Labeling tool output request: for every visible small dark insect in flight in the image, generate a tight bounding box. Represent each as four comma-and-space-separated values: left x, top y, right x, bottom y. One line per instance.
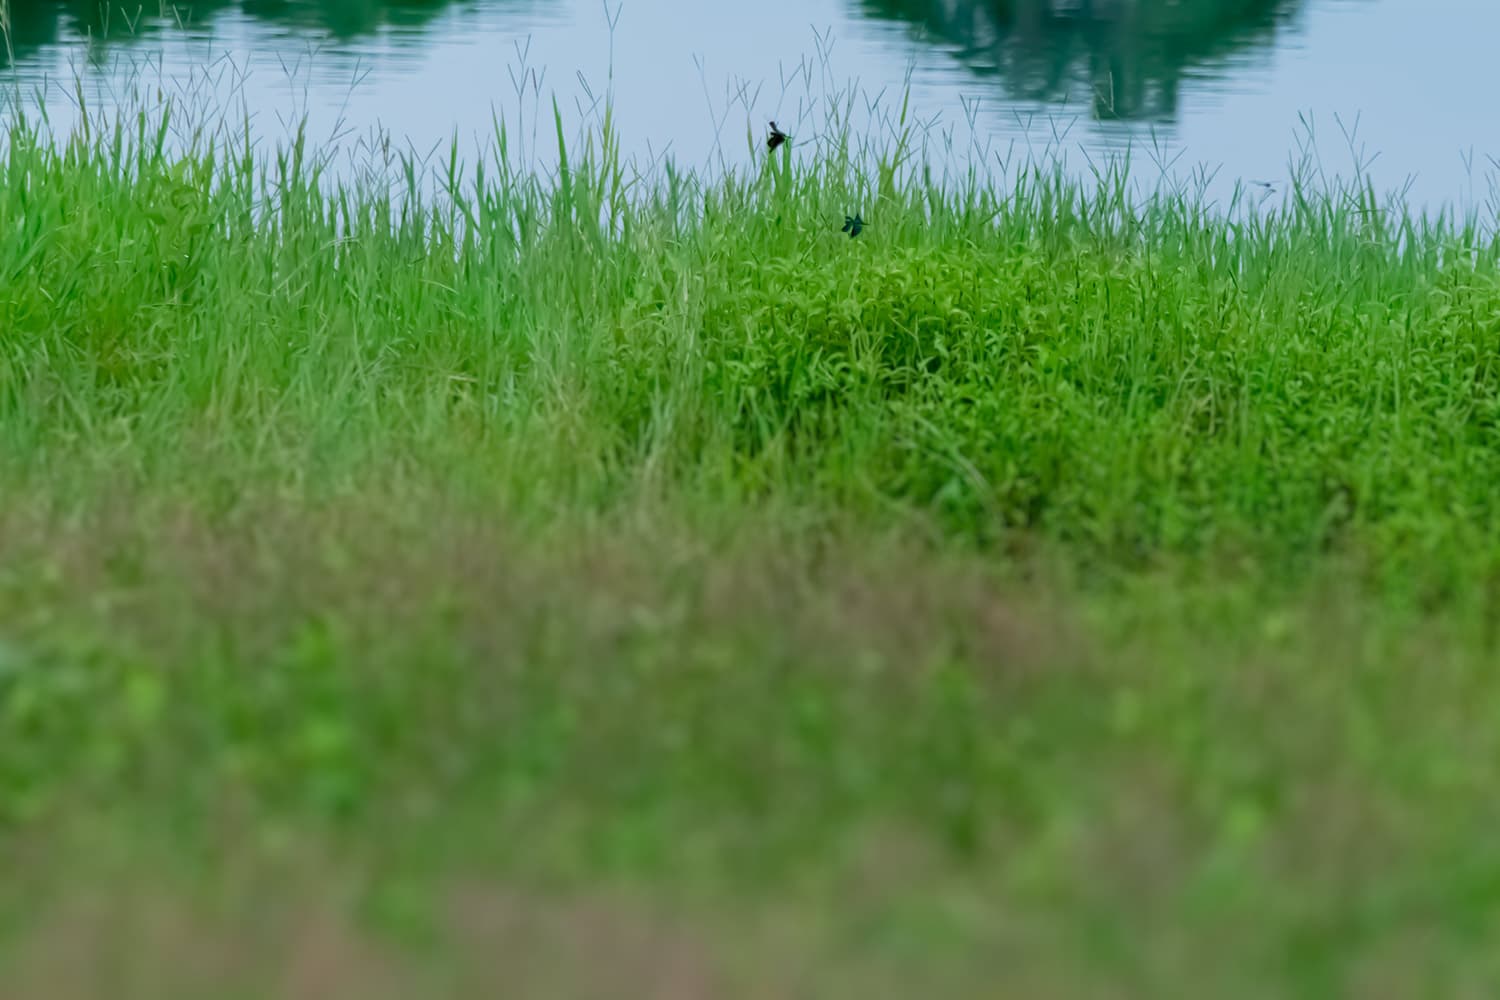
842, 214, 864, 238
767, 121, 790, 151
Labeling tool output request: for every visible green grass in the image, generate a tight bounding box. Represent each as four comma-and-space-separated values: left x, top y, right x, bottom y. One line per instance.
4, 93, 1500, 997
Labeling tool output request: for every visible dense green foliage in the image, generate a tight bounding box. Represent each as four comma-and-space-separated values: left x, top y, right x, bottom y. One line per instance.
7, 107, 1500, 588
3, 102, 1500, 996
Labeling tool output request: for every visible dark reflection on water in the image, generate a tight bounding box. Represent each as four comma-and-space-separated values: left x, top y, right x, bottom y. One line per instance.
6, 0, 1303, 103
1, 0, 543, 66
861, 0, 1302, 120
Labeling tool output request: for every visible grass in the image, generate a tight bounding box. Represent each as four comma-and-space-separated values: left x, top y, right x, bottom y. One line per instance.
3, 88, 1500, 997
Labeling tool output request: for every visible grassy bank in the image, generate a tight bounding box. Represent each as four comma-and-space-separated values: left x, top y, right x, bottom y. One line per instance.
4, 100, 1500, 996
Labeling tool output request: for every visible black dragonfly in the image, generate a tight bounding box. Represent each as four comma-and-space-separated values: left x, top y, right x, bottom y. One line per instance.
767, 121, 790, 151
842, 214, 864, 238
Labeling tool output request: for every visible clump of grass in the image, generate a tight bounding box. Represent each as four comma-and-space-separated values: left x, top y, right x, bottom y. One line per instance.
5, 92, 1500, 591
4, 89, 1500, 996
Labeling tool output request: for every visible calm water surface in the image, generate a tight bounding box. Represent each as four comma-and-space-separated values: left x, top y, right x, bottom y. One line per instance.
2, 0, 1497, 207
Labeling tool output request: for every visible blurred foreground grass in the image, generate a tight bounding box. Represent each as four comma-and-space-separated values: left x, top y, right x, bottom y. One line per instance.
2, 96, 1500, 996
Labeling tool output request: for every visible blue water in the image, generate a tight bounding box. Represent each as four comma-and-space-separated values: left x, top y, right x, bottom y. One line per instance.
2, 0, 1496, 209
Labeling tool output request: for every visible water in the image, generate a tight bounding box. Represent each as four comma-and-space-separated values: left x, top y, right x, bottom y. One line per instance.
3, 0, 1498, 208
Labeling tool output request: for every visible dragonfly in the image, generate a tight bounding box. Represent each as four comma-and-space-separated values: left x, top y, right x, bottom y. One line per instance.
842, 214, 864, 238
767, 121, 790, 151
